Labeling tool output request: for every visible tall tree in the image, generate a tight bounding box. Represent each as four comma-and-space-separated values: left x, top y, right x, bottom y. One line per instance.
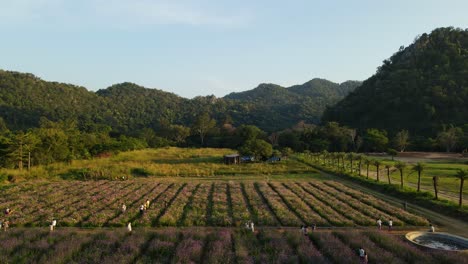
395, 162, 407, 188
437, 126, 462, 152
192, 113, 216, 146
393, 130, 409, 152
364, 157, 371, 179
355, 154, 363, 175
432, 176, 439, 200
239, 139, 273, 160
456, 169, 467, 207
374, 160, 382, 182
385, 164, 392, 184
412, 162, 425, 192
363, 129, 389, 152
170, 125, 190, 144
347, 153, 355, 174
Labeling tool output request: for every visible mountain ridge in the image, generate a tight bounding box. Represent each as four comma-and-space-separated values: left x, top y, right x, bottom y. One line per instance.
0, 69, 360, 132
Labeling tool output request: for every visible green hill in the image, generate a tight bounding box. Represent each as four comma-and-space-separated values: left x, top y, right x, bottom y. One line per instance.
0, 70, 359, 133
224, 79, 361, 130
322, 27, 468, 136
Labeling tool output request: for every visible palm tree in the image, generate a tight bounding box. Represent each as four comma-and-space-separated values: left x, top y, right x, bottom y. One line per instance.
374, 160, 382, 182
338, 152, 346, 171
346, 153, 354, 173
412, 163, 425, 192
364, 158, 371, 179
432, 176, 439, 200
395, 161, 407, 189
385, 164, 392, 184
456, 169, 467, 207
355, 154, 363, 175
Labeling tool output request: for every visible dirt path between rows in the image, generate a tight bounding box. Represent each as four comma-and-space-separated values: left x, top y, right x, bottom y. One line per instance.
317, 170, 468, 238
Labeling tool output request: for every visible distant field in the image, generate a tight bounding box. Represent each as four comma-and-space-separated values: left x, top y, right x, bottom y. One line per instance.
0, 148, 317, 181
301, 152, 468, 204
1, 179, 428, 228
365, 153, 468, 203
1, 228, 466, 264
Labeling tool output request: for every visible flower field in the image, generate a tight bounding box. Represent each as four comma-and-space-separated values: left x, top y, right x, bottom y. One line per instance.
1, 179, 429, 228
0, 228, 466, 264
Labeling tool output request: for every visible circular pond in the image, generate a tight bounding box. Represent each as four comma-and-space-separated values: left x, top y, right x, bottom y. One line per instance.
406, 232, 468, 251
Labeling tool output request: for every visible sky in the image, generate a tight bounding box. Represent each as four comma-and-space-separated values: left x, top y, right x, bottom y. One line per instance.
0, 0, 467, 98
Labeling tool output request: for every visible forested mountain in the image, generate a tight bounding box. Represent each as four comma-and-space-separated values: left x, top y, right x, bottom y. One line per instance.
0, 70, 105, 131
223, 79, 361, 131
0, 71, 359, 133
323, 27, 468, 137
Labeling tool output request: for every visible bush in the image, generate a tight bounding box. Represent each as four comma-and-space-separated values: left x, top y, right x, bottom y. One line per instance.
130, 167, 152, 177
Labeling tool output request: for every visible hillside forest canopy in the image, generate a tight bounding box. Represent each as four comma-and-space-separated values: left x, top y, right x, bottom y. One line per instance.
0, 27, 468, 169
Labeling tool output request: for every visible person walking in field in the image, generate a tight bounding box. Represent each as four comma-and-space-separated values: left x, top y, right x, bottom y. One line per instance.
50, 219, 57, 231
122, 203, 127, 213
377, 219, 382, 230
3, 220, 9, 231
303, 225, 308, 236
4, 208, 11, 215
429, 224, 435, 232
388, 219, 393, 231
358, 247, 365, 263
127, 222, 132, 232
145, 199, 150, 209
139, 205, 145, 215
250, 221, 254, 232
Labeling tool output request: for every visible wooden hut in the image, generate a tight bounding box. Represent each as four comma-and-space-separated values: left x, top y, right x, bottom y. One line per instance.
224, 154, 240, 164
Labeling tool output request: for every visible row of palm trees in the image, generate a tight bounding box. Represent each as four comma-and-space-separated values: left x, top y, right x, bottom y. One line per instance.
306, 151, 467, 207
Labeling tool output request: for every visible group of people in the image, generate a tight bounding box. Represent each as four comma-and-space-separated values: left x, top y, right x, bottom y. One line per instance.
121, 199, 151, 215
376, 218, 392, 231
1, 208, 12, 231
139, 199, 151, 214
245, 220, 255, 232
300, 224, 316, 236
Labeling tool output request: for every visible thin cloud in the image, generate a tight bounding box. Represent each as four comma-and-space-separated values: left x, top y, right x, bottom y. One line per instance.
93, 0, 250, 27
0, 0, 252, 28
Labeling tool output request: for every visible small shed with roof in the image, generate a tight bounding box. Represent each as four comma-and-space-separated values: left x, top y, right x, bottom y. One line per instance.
224, 154, 240, 165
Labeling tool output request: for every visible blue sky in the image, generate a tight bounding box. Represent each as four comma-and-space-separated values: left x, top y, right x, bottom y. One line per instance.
1, 0, 467, 98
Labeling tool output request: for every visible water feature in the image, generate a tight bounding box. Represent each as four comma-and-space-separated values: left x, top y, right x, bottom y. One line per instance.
406, 232, 468, 251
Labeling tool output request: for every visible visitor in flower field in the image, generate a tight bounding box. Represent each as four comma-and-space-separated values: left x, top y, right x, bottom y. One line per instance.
430, 223, 435, 232
3, 220, 9, 231
358, 247, 365, 262
122, 203, 127, 212
303, 225, 308, 236
145, 199, 150, 209
388, 219, 393, 231
50, 219, 57, 231
363, 253, 369, 264
127, 222, 132, 232
312, 223, 316, 231
4, 208, 11, 215
377, 219, 382, 230
250, 221, 254, 232
139, 205, 145, 214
